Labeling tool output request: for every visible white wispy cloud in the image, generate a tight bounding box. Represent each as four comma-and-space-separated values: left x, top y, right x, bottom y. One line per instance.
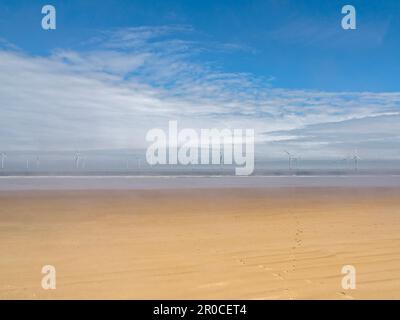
0, 26, 400, 158
265, 13, 391, 48
262, 113, 400, 158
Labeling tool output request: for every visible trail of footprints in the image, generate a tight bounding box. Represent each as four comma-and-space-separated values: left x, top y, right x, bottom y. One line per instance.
233, 212, 306, 299
233, 214, 355, 299
291, 213, 304, 272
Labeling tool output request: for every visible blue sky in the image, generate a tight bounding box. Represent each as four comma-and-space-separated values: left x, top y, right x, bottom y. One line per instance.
1, 0, 400, 158
2, 0, 400, 91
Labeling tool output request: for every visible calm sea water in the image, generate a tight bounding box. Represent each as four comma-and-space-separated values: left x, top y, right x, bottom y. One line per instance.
1, 175, 400, 191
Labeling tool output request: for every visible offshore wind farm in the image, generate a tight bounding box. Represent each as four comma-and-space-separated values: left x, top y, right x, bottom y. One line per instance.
0, 150, 399, 176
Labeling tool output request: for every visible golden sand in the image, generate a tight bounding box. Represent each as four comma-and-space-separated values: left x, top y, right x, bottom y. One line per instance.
1, 187, 400, 299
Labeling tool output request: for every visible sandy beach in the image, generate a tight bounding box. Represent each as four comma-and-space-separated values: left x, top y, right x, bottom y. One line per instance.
1, 186, 400, 299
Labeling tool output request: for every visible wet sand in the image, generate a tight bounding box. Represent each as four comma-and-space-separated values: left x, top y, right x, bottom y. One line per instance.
1, 187, 400, 299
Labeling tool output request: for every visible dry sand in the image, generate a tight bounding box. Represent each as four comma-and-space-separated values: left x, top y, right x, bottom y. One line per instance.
0, 187, 400, 299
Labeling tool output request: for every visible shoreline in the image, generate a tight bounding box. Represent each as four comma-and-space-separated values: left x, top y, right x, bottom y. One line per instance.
1, 175, 400, 191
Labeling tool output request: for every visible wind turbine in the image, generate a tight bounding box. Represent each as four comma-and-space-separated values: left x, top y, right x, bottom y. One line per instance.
352, 149, 361, 172
36, 156, 40, 169
74, 152, 81, 169
341, 156, 348, 165
1, 152, 6, 170
131, 155, 142, 170
292, 155, 301, 170
284, 150, 293, 171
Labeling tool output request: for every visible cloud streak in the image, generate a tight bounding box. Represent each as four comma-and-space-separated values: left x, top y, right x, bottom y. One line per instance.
0, 26, 400, 159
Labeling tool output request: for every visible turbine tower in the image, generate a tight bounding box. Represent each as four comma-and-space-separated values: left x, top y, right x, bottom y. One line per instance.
1, 152, 6, 170
352, 149, 361, 172
292, 155, 301, 170
341, 156, 348, 168
74, 152, 81, 169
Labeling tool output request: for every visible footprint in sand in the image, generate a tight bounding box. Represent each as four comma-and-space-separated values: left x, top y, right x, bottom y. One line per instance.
234, 257, 246, 266
290, 214, 305, 273
258, 264, 272, 271
272, 272, 285, 280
